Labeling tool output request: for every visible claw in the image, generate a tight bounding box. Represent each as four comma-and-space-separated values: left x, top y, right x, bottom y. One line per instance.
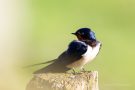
81, 67, 87, 72
72, 68, 77, 75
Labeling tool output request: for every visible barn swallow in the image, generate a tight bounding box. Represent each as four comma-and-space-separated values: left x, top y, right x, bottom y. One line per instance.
34, 28, 102, 74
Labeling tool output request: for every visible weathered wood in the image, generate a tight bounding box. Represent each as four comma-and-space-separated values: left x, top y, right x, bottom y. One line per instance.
26, 71, 99, 90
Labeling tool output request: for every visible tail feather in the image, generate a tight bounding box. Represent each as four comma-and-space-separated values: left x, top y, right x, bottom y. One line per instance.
23, 59, 56, 68
34, 59, 70, 74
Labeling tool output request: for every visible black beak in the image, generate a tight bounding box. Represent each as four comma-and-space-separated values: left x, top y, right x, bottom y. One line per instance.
71, 33, 76, 35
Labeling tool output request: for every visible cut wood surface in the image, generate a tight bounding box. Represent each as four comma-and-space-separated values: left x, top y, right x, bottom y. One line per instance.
26, 71, 99, 90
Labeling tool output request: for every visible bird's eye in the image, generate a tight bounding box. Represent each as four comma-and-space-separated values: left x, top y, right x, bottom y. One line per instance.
81, 32, 84, 35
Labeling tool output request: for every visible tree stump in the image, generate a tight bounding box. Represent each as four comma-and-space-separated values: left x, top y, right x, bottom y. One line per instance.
26, 71, 99, 90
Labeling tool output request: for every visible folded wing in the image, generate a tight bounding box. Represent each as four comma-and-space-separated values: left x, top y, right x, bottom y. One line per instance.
34, 40, 88, 74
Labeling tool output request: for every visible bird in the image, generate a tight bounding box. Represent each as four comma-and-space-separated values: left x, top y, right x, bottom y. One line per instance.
34, 28, 102, 74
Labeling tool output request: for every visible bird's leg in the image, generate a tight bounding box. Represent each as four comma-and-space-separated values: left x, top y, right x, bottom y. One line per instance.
81, 67, 86, 72
72, 68, 77, 75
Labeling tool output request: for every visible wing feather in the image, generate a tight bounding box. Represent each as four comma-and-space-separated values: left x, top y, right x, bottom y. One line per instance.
34, 40, 88, 73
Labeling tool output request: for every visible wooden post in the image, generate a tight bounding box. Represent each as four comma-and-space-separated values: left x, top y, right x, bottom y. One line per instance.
26, 71, 99, 90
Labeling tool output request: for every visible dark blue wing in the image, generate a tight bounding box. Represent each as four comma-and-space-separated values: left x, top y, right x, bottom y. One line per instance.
67, 40, 87, 59
34, 40, 88, 73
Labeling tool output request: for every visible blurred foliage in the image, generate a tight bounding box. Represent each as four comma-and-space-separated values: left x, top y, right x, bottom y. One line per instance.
21, 0, 135, 90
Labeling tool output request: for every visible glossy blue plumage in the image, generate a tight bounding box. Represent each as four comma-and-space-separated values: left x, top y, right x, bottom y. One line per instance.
67, 40, 87, 57
74, 28, 96, 41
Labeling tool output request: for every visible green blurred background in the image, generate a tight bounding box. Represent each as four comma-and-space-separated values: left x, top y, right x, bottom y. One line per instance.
1, 0, 135, 90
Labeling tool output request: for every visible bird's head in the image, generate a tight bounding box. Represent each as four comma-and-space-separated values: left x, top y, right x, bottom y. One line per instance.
72, 28, 96, 42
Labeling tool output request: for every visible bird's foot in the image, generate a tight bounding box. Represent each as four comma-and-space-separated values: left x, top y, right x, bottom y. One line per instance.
80, 68, 88, 73
72, 68, 77, 75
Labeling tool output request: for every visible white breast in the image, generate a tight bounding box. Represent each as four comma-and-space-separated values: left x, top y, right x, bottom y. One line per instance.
82, 42, 101, 64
